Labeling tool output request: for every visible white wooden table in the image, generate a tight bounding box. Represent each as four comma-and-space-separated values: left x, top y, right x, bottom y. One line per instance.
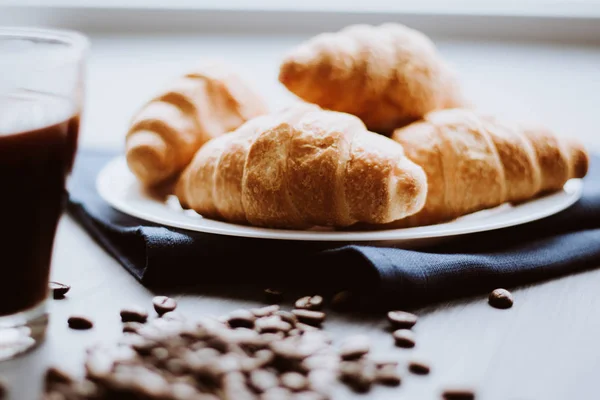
0, 27, 599, 400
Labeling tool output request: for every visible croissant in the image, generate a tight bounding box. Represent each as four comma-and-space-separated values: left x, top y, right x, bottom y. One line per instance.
125, 63, 268, 187
278, 23, 464, 134
176, 104, 428, 229
391, 109, 589, 227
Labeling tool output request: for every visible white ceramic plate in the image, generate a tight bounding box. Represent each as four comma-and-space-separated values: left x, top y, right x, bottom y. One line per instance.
97, 156, 583, 248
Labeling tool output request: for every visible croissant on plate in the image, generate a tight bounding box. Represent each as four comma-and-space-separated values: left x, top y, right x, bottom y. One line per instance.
126, 63, 268, 187
279, 23, 464, 134
390, 108, 589, 227
176, 104, 428, 229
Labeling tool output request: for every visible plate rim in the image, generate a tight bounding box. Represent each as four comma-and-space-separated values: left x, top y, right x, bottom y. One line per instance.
96, 156, 583, 242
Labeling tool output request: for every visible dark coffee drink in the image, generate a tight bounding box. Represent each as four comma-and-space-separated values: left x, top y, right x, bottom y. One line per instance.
0, 90, 79, 316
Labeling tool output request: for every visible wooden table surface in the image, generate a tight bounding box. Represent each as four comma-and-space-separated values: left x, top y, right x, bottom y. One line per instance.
0, 31, 599, 400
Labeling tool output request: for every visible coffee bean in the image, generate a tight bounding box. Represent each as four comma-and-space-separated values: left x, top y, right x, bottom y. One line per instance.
295, 295, 324, 311
68, 316, 93, 330
375, 364, 401, 386
275, 310, 298, 326
150, 346, 169, 362
264, 288, 284, 304
122, 321, 144, 333
488, 288, 513, 309
221, 372, 255, 400
0, 379, 6, 399
227, 309, 256, 329
242, 349, 275, 372
294, 391, 325, 400
408, 360, 431, 375
261, 387, 293, 400
281, 372, 308, 392
339, 361, 375, 393
49, 281, 70, 299
85, 350, 114, 379
251, 305, 280, 318
387, 310, 418, 329
393, 329, 416, 348
256, 316, 292, 334
120, 306, 148, 323
45, 366, 74, 387
152, 296, 177, 316
442, 388, 476, 400
301, 353, 339, 372
248, 369, 279, 393
74, 380, 100, 397
339, 335, 370, 360
165, 358, 187, 376
292, 310, 326, 327
170, 381, 201, 399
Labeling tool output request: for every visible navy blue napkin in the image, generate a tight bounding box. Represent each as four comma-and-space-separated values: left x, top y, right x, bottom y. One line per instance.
67, 150, 600, 307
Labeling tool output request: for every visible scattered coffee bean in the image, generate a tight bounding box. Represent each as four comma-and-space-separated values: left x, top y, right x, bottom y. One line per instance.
375, 364, 401, 386
67, 316, 93, 330
330, 290, 355, 312
339, 335, 370, 360
262, 387, 293, 400
281, 372, 308, 392
295, 295, 324, 311
488, 288, 513, 309
387, 310, 418, 329
442, 388, 476, 400
255, 315, 292, 334
292, 309, 326, 327
152, 296, 177, 316
275, 310, 298, 326
264, 288, 284, 304
393, 329, 416, 348
49, 281, 71, 299
409, 360, 431, 375
120, 305, 148, 323
248, 369, 279, 393
45, 366, 74, 386
251, 304, 280, 318
294, 391, 324, 400
122, 321, 144, 333
227, 309, 256, 329
339, 361, 375, 393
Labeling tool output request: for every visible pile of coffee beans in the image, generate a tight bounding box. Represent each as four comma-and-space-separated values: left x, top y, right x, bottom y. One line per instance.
43, 296, 405, 399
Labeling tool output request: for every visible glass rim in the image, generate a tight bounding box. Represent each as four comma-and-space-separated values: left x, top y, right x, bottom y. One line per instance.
0, 26, 89, 66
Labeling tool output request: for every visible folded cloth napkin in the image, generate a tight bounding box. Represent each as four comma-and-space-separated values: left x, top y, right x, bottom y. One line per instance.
68, 150, 600, 308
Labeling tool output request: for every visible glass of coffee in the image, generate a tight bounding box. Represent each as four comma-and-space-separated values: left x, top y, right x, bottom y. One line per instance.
0, 27, 88, 360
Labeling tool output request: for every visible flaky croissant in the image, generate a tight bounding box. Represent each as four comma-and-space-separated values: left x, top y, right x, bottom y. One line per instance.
391, 109, 589, 227
279, 23, 464, 134
176, 104, 427, 229
126, 63, 268, 187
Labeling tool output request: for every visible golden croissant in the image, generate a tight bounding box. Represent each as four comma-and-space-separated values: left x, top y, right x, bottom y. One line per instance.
126, 63, 268, 187
176, 104, 428, 229
391, 109, 589, 227
279, 23, 464, 134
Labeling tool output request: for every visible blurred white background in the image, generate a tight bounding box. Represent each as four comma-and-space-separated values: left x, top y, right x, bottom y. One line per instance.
0, 0, 598, 152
